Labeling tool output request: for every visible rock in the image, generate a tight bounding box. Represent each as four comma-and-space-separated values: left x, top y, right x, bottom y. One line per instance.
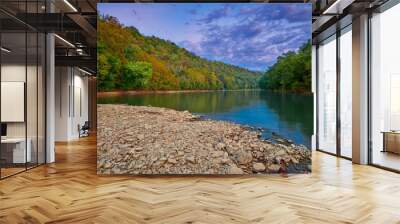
97, 104, 311, 175
216, 142, 225, 150
275, 149, 286, 156
167, 158, 177, 164
253, 163, 266, 172
228, 164, 244, 174
267, 164, 281, 172
212, 150, 224, 158
236, 151, 253, 165
221, 158, 230, 164
185, 156, 195, 163
104, 161, 112, 169
212, 158, 222, 166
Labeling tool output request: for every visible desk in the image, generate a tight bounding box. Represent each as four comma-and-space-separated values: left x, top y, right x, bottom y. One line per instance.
382, 131, 400, 154
1, 138, 31, 163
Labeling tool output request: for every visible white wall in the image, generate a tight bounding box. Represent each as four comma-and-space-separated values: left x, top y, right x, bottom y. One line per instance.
55, 67, 89, 141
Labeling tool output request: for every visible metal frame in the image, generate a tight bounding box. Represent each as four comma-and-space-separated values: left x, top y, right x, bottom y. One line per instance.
367, 1, 400, 172
336, 20, 341, 157
0, 0, 47, 180
315, 0, 400, 172
315, 20, 353, 161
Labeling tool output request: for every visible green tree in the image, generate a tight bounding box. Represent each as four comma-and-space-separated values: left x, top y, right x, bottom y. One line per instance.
121, 61, 152, 89
259, 41, 311, 93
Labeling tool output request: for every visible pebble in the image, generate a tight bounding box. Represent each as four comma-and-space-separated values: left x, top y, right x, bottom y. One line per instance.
97, 105, 311, 175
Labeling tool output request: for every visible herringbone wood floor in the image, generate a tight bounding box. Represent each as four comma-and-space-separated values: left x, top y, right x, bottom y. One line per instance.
1, 135, 400, 224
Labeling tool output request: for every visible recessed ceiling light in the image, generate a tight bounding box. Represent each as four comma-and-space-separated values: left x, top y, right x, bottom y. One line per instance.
63, 0, 78, 12
1, 47, 11, 53
54, 34, 75, 48
78, 67, 92, 76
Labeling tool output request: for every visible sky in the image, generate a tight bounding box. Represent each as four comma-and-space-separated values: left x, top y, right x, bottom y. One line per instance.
98, 3, 311, 72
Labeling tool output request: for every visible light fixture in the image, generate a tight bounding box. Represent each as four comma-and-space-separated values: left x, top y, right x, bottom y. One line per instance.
322, 0, 355, 15
54, 34, 75, 48
78, 67, 92, 76
63, 0, 78, 12
1, 47, 11, 53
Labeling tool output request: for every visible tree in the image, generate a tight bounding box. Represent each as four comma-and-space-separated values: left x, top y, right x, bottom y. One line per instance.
97, 15, 262, 91
121, 61, 152, 89
259, 41, 311, 93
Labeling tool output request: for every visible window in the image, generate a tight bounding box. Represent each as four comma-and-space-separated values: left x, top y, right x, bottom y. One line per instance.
370, 3, 400, 171
339, 26, 352, 158
317, 35, 337, 154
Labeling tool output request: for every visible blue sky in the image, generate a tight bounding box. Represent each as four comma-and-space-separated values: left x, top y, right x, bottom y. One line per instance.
98, 3, 311, 71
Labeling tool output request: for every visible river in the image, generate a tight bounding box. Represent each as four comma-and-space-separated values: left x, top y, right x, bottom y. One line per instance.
97, 90, 313, 148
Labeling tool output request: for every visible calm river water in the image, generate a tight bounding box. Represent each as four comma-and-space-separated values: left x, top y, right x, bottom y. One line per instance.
97, 90, 313, 148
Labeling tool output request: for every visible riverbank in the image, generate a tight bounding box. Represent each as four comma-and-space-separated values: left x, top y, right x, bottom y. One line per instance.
97, 89, 263, 97
98, 89, 312, 98
97, 104, 311, 175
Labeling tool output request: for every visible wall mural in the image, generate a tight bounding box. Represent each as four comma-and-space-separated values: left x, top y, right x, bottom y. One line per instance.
97, 3, 312, 175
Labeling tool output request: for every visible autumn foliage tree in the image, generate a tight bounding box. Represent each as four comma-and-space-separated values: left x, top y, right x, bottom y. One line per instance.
97, 15, 261, 91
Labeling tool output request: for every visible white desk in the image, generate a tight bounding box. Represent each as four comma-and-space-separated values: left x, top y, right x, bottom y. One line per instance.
1, 138, 31, 163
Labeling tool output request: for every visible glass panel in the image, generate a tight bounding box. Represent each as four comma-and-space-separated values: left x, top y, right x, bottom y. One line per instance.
38, 32, 45, 165
371, 4, 400, 171
27, 31, 38, 169
1, 30, 27, 177
318, 35, 337, 154
340, 26, 352, 158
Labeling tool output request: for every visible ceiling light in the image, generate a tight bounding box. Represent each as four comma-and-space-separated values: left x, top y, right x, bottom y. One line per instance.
78, 67, 92, 76
323, 0, 355, 15
63, 0, 78, 12
1, 47, 11, 53
54, 34, 75, 48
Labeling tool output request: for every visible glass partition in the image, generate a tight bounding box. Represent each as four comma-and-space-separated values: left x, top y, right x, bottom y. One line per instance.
1, 30, 28, 177
38, 32, 45, 165
370, 3, 400, 171
317, 35, 337, 154
27, 31, 38, 169
0, 1, 46, 179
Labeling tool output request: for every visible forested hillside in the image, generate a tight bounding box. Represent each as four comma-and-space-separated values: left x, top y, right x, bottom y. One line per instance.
97, 16, 262, 91
259, 42, 311, 93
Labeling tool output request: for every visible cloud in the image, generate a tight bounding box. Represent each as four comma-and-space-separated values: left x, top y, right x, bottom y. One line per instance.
187, 9, 198, 15
103, 3, 311, 71
197, 4, 231, 24
181, 4, 311, 71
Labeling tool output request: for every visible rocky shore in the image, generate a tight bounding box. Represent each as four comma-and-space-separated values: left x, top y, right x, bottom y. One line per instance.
97, 104, 311, 175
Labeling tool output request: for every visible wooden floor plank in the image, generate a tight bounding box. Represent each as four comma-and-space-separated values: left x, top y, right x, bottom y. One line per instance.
0, 135, 399, 223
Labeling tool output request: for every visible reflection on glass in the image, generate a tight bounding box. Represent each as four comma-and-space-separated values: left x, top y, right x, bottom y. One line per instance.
340, 27, 352, 158
371, 3, 400, 171
317, 35, 337, 154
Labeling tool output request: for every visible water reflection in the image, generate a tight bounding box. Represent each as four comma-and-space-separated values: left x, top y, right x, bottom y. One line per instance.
98, 90, 313, 147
